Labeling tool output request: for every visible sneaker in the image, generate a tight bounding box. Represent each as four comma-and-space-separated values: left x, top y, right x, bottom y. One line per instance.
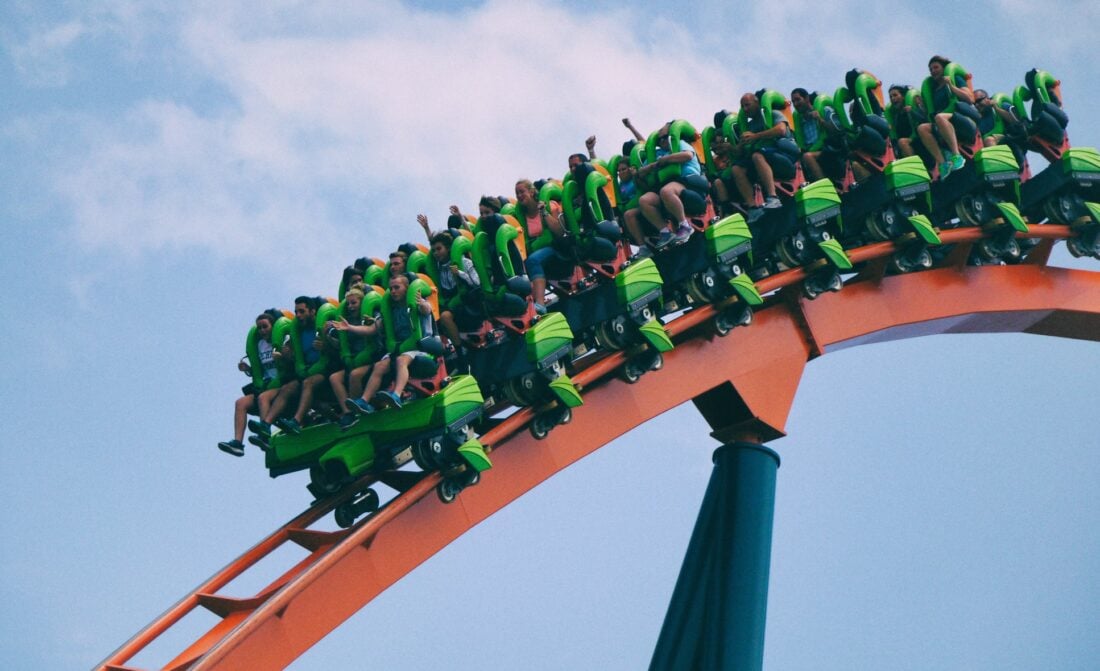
247, 435, 269, 451
247, 419, 271, 437
345, 397, 375, 415
633, 245, 654, 260
763, 195, 782, 209
746, 207, 765, 224
218, 439, 245, 457
534, 302, 547, 315
653, 229, 675, 249
338, 413, 358, 431
275, 417, 301, 435
376, 389, 403, 409
951, 153, 965, 171
938, 161, 952, 179
674, 221, 694, 243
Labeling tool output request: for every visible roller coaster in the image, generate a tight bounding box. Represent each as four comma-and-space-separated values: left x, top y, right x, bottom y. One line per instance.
99, 61, 1099, 670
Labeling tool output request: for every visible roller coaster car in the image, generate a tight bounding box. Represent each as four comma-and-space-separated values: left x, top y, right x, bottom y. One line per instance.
266, 368, 488, 523
1020, 147, 1100, 259
639, 119, 718, 234
734, 90, 805, 207
844, 157, 940, 274
920, 62, 984, 173
933, 145, 1028, 264
650, 213, 762, 332
460, 215, 539, 347
549, 164, 630, 294
1014, 69, 1071, 164
551, 256, 673, 384
777, 179, 852, 299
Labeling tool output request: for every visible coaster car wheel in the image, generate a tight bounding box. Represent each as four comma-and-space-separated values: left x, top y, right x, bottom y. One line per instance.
620, 362, 644, 384
530, 415, 553, 440
686, 270, 719, 304
334, 504, 357, 529
649, 352, 664, 371
976, 237, 1003, 261
503, 373, 541, 407
1065, 236, 1087, 258
777, 234, 807, 268
594, 316, 629, 351
414, 438, 445, 472
436, 478, 461, 504
309, 465, 342, 498
864, 209, 895, 241
1043, 194, 1076, 225
955, 194, 986, 228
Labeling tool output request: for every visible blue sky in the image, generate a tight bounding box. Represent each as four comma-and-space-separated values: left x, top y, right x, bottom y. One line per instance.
2, 1, 1098, 669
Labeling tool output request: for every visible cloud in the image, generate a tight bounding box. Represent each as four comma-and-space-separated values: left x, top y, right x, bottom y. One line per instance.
3, 19, 88, 87
46, 2, 740, 276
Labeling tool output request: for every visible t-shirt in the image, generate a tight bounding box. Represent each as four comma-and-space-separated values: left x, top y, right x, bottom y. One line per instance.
300, 327, 321, 366
745, 109, 790, 148
932, 74, 968, 114
656, 139, 702, 178
436, 256, 479, 299
257, 339, 277, 382
798, 111, 820, 149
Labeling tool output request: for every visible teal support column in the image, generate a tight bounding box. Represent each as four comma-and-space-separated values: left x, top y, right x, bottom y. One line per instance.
650, 441, 780, 671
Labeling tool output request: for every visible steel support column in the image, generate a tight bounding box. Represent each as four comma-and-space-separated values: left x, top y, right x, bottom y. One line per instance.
650, 441, 780, 671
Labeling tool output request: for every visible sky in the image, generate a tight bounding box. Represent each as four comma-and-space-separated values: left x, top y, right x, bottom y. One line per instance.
1, 1, 1098, 669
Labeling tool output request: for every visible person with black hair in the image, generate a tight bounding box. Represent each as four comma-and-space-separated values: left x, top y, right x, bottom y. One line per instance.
251, 296, 331, 437
916, 55, 974, 177
887, 85, 921, 157
219, 313, 284, 457
417, 213, 483, 344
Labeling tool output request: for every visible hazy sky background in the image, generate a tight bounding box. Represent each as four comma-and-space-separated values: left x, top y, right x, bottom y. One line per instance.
2, 1, 1098, 669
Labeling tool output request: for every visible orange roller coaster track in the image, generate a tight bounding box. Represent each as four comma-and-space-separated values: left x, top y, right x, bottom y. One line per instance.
99, 226, 1100, 671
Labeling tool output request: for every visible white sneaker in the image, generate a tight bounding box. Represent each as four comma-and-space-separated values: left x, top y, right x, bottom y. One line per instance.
763, 196, 782, 209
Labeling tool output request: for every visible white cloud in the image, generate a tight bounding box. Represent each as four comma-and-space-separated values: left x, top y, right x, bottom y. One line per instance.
36, 0, 968, 290
50, 1, 742, 279
3, 19, 88, 86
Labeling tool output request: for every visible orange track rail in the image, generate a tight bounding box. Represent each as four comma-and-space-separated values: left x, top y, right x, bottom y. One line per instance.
99, 225, 1100, 670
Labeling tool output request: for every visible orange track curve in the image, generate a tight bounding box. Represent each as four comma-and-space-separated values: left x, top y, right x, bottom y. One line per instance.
99, 226, 1100, 671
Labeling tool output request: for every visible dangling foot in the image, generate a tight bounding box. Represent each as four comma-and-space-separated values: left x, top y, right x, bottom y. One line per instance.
218, 439, 245, 457
247, 419, 271, 438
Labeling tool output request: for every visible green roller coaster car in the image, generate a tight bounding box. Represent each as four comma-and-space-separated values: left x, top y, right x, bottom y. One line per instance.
955, 145, 1028, 262
614, 258, 673, 352
1042, 147, 1100, 258
785, 179, 853, 271
267, 374, 488, 501
880, 156, 940, 245
704, 214, 764, 306
524, 312, 583, 408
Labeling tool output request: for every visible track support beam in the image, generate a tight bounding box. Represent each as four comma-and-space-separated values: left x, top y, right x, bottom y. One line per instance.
650, 441, 781, 671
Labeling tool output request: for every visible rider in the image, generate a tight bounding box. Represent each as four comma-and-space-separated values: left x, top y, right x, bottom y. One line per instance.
416, 213, 483, 345
790, 87, 846, 183
219, 312, 282, 457
511, 179, 565, 310
634, 121, 703, 248
730, 92, 789, 223
327, 285, 381, 430
346, 274, 435, 414
916, 55, 974, 178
